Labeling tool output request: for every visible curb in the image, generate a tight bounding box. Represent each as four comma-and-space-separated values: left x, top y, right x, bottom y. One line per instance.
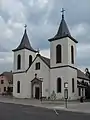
0, 100, 90, 114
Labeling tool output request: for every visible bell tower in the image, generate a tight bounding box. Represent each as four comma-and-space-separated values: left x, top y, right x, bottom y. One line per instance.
12, 25, 37, 72
49, 8, 78, 100
49, 8, 78, 68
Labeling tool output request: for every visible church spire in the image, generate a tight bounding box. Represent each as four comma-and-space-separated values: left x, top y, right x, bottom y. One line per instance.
24, 24, 27, 30
12, 25, 37, 52
48, 8, 78, 43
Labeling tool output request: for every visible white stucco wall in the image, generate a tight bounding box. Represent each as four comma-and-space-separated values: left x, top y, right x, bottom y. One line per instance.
50, 37, 77, 68
13, 49, 36, 72
13, 55, 50, 98
13, 50, 25, 72
26, 56, 50, 98
24, 49, 36, 70
49, 36, 78, 100
13, 72, 29, 98
50, 67, 78, 100
67, 67, 77, 100
68, 38, 77, 66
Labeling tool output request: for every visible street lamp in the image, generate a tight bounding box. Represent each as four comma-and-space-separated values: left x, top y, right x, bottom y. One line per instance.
64, 82, 68, 108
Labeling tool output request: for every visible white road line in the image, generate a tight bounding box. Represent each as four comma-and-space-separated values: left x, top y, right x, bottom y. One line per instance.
53, 109, 59, 115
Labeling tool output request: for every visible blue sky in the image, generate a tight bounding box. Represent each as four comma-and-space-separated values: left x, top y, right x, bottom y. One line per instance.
0, 0, 90, 73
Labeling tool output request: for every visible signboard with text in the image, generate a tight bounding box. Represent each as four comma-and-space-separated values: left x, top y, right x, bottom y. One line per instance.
64, 89, 68, 99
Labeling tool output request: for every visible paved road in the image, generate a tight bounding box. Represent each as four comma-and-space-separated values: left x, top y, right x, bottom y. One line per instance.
0, 102, 90, 120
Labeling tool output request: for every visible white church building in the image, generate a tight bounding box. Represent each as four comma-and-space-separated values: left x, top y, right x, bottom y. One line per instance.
12, 10, 90, 100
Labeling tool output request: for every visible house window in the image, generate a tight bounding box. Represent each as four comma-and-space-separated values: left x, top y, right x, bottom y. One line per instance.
1, 80, 4, 84
71, 46, 74, 64
78, 88, 81, 96
4, 87, 6, 92
17, 81, 20, 93
72, 78, 75, 93
56, 44, 62, 63
57, 78, 61, 93
29, 55, 32, 67
35, 62, 40, 70
17, 54, 21, 70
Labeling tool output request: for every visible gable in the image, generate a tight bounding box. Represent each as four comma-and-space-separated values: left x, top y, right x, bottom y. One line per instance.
26, 54, 50, 73
39, 55, 50, 68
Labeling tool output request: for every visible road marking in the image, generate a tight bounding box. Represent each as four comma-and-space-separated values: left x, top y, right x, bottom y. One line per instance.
53, 109, 59, 115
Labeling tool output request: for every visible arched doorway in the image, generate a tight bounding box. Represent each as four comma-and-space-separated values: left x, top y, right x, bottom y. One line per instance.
31, 78, 42, 99
33, 84, 40, 99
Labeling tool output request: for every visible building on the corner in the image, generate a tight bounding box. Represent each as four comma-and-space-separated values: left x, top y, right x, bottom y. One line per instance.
0, 71, 13, 95
12, 10, 90, 100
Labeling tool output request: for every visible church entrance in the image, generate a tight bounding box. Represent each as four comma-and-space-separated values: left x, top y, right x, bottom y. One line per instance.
35, 87, 40, 99
31, 77, 42, 99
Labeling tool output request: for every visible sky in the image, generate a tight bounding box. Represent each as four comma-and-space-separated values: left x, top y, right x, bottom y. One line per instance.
0, 0, 90, 73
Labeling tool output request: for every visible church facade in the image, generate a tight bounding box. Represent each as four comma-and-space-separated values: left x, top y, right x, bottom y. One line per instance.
12, 11, 90, 100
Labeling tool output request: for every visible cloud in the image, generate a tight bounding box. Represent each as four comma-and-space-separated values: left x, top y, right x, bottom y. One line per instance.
71, 23, 88, 37
76, 43, 90, 70
29, 0, 48, 8
0, 52, 13, 73
0, 52, 13, 63
0, 0, 90, 73
40, 49, 50, 58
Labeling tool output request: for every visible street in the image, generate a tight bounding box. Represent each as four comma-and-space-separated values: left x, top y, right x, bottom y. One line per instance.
0, 102, 90, 120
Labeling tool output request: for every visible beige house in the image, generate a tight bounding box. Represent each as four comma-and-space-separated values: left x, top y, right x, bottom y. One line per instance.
0, 71, 13, 95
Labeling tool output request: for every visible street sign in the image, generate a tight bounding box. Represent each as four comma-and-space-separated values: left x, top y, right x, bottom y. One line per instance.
64, 82, 68, 88
64, 89, 68, 99
64, 88, 68, 108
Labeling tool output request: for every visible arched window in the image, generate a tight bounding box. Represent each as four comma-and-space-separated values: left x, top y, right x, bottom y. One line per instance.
57, 78, 61, 93
71, 46, 74, 64
17, 81, 20, 93
72, 78, 75, 93
17, 54, 21, 70
29, 55, 32, 67
56, 44, 62, 63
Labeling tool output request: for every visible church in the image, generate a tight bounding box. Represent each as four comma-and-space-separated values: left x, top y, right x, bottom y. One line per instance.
12, 9, 90, 100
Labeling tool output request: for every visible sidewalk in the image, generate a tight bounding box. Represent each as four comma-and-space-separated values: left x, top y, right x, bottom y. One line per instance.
0, 95, 90, 114
0, 95, 42, 107
53, 102, 90, 114
0, 95, 63, 108
0, 95, 78, 107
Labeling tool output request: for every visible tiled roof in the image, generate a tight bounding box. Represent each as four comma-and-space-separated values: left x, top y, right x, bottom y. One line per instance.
48, 14, 78, 43
77, 69, 90, 80
0, 71, 13, 81
12, 29, 37, 52
40, 55, 50, 67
